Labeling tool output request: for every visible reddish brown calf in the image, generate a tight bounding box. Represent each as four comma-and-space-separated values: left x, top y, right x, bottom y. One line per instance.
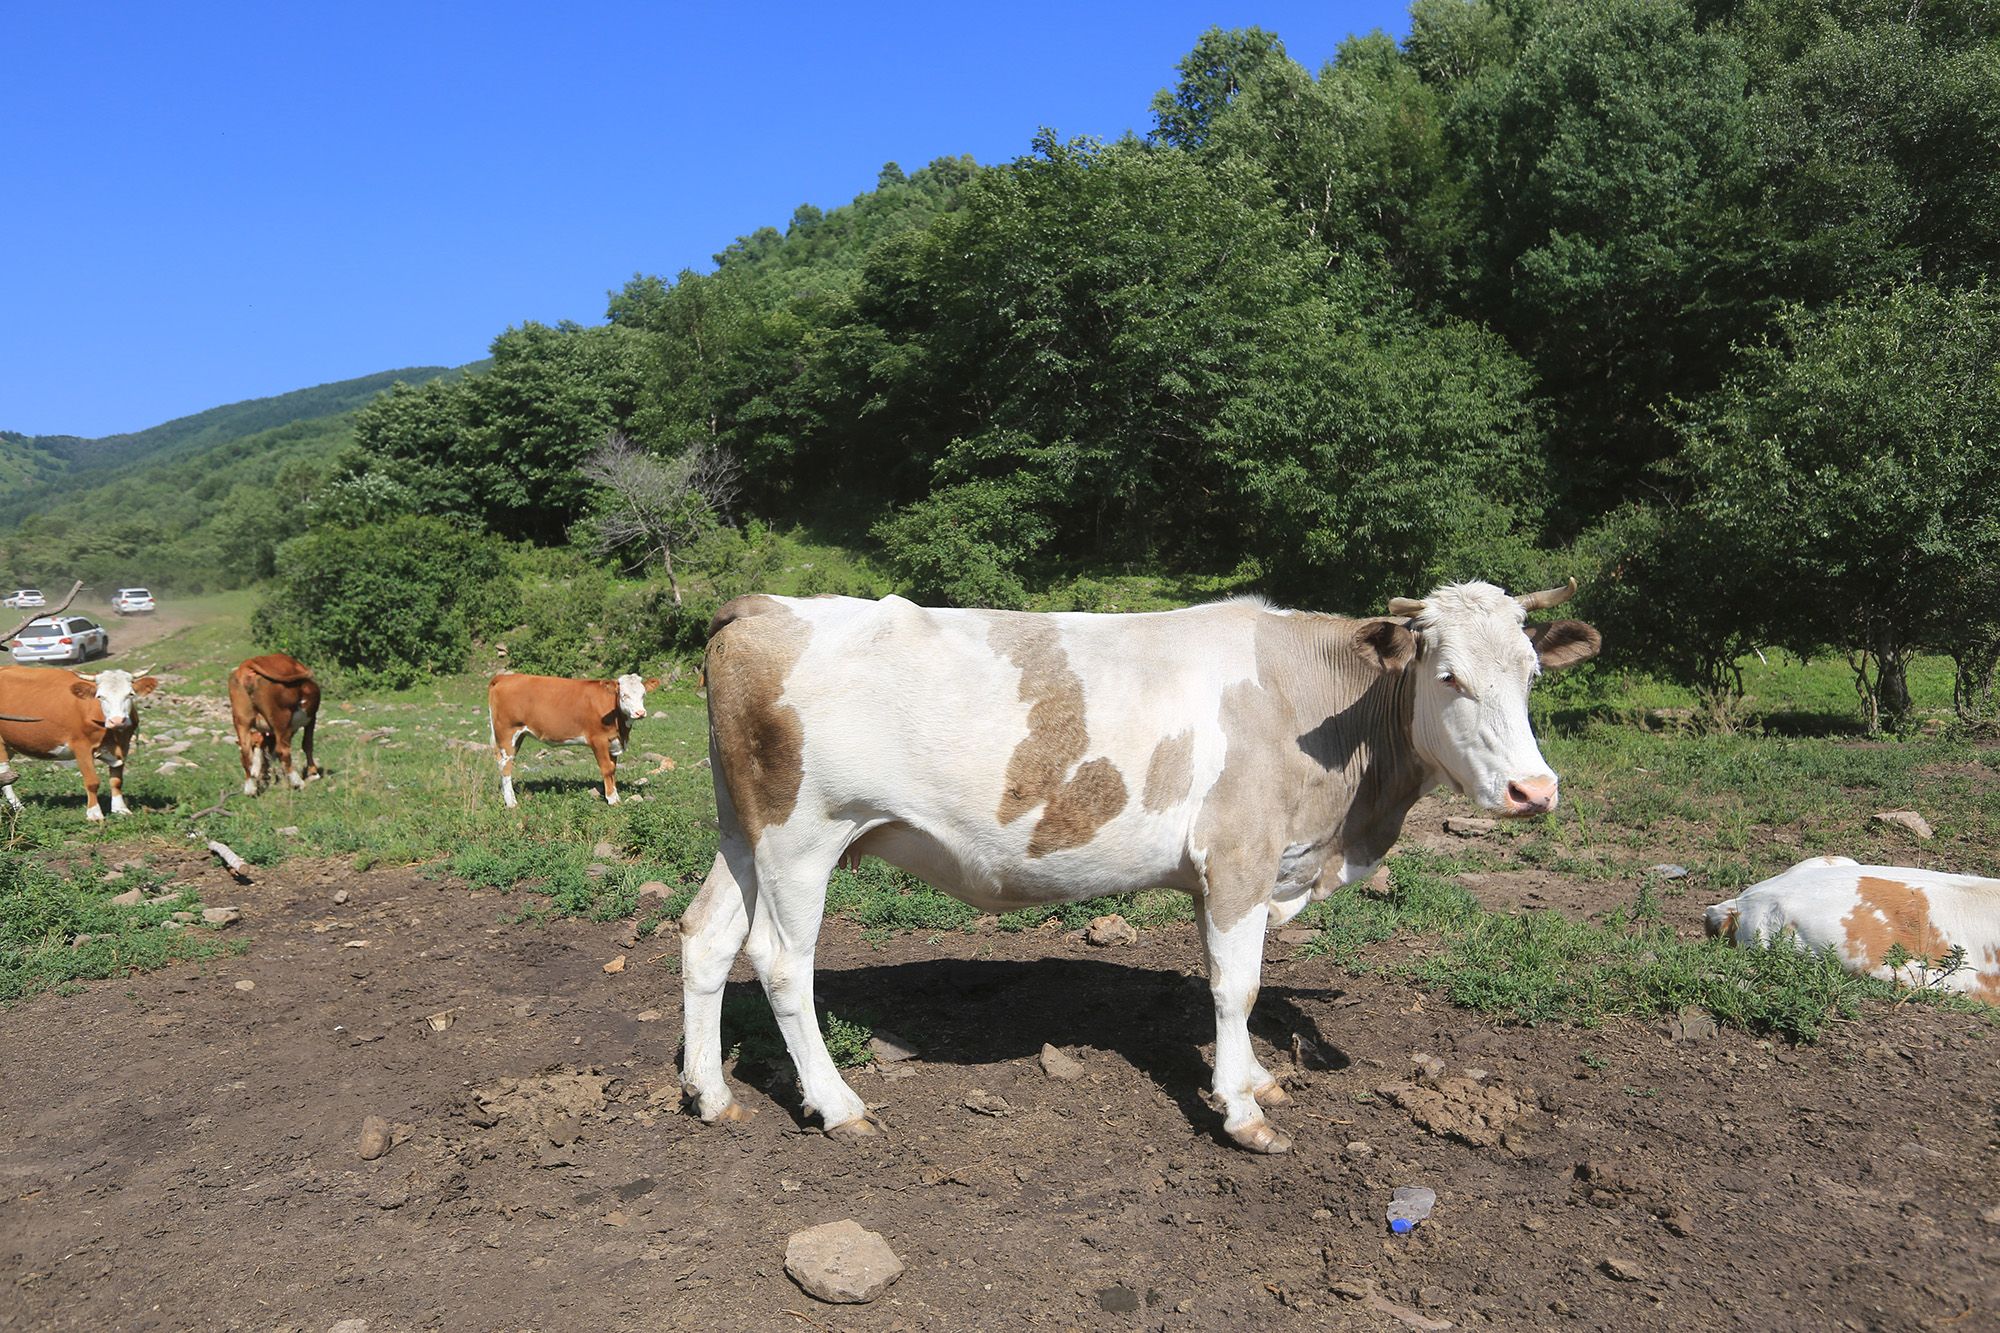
488, 671, 656, 807
228, 654, 321, 795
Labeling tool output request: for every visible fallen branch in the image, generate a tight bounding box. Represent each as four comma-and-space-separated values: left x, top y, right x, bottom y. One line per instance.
204, 838, 253, 883
189, 787, 233, 820
1, 580, 83, 646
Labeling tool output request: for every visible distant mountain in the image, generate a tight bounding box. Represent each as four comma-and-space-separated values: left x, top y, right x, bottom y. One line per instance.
0, 366, 459, 520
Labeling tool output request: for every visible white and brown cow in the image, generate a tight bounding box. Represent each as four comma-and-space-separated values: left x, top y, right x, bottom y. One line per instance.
1707, 856, 2000, 1001
488, 671, 658, 807
0, 664, 159, 819
228, 653, 321, 795
679, 581, 1600, 1151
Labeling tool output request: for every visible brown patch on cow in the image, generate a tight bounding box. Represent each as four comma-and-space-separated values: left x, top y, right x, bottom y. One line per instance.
986, 617, 1130, 856
1142, 731, 1194, 812
1840, 876, 1947, 970
988, 618, 1090, 824
1028, 757, 1128, 857
1192, 610, 1424, 932
1979, 945, 2000, 1004
243, 653, 314, 685
707, 593, 787, 641
705, 602, 811, 845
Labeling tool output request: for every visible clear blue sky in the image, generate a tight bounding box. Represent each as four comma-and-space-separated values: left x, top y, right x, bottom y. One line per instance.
2, 1, 1412, 440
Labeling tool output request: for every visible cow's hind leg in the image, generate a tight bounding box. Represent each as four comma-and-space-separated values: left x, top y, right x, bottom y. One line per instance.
680, 837, 757, 1122
1200, 900, 1290, 1152
0, 739, 19, 811
745, 829, 873, 1135
298, 693, 319, 780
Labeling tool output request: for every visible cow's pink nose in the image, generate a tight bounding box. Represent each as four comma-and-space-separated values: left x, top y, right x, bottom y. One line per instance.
1505, 776, 1558, 815
630, 709, 646, 719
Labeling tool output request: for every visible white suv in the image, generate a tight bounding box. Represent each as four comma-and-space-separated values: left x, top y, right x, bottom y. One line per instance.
3, 589, 45, 609
10, 615, 110, 664
111, 588, 157, 615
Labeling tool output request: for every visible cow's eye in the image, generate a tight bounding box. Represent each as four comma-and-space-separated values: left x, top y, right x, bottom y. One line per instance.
1440, 671, 1459, 689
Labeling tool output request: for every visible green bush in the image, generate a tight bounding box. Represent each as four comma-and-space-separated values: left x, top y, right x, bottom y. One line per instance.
253, 516, 515, 689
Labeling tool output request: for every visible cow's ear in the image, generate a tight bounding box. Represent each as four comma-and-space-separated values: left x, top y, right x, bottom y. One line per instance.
1355, 618, 1417, 672
1527, 620, 1601, 671
642, 677, 660, 690
133, 676, 160, 696
70, 680, 97, 699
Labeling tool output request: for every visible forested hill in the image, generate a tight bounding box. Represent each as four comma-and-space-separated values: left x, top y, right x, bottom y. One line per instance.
0, 366, 456, 514
0, 365, 467, 590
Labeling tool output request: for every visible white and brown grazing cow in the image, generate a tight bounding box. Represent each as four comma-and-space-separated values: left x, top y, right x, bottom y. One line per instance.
0, 664, 159, 819
228, 653, 321, 795
488, 671, 658, 807
679, 581, 1600, 1151
1707, 857, 2000, 1001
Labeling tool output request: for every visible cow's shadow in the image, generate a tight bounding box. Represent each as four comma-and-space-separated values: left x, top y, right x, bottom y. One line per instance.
718, 954, 1353, 1147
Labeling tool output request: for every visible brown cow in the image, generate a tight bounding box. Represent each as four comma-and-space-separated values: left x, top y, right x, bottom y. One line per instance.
0, 664, 159, 820
488, 671, 657, 807
228, 654, 321, 795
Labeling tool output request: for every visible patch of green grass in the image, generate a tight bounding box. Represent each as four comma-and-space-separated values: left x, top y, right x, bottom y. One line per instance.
0, 852, 230, 1002
720, 991, 875, 1071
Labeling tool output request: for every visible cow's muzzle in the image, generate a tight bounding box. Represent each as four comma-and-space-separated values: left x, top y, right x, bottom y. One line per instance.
1503, 776, 1558, 816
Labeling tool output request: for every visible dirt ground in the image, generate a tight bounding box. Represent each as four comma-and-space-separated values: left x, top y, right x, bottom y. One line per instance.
3, 847, 1997, 1332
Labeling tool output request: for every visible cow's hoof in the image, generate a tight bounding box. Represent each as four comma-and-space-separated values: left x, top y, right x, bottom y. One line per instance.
85, 809, 105, 823
694, 1098, 751, 1125
1228, 1119, 1293, 1154
242, 781, 258, 797
825, 1112, 882, 1140
1252, 1080, 1291, 1108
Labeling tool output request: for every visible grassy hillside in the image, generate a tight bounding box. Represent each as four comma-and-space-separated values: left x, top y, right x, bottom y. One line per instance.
0, 366, 458, 522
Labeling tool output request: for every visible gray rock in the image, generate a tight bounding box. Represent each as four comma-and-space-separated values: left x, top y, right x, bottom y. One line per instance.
1276, 927, 1317, 945
869, 1031, 919, 1064
1445, 816, 1498, 837
591, 840, 618, 860
963, 1089, 1013, 1117
637, 880, 672, 900
1601, 1257, 1647, 1283
1874, 810, 1934, 840
333, 889, 350, 906
1039, 1043, 1085, 1082
1647, 863, 1689, 879
1668, 1010, 1718, 1041
784, 1219, 904, 1304
201, 906, 242, 927
110, 887, 145, 906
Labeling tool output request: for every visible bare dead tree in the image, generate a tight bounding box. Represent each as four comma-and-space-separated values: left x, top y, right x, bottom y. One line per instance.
580, 432, 742, 606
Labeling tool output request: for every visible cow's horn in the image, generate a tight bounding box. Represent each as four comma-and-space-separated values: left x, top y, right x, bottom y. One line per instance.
1387, 597, 1426, 618
1515, 578, 1577, 613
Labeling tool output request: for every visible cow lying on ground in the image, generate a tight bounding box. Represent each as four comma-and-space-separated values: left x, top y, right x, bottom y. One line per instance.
680, 582, 1600, 1151
228, 653, 321, 795
488, 671, 657, 807
1707, 857, 2000, 1001
0, 665, 159, 819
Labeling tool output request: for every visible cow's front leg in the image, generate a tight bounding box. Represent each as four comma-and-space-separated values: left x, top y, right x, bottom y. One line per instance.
495, 733, 521, 808
234, 719, 262, 795
745, 834, 872, 1135
104, 739, 131, 815
74, 751, 104, 821
0, 743, 20, 811
1199, 897, 1289, 1152
591, 736, 620, 804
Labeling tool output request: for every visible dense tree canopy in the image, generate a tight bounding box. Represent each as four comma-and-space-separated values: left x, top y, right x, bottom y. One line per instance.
14, 1, 1995, 725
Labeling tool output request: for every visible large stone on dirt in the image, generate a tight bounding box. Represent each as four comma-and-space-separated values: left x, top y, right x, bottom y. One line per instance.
201, 907, 242, 927
357, 1115, 392, 1161
1085, 914, 1138, 947
784, 1219, 904, 1304
869, 1031, 919, 1064
637, 880, 672, 900
1444, 816, 1498, 837
1039, 1043, 1085, 1082
110, 888, 145, 906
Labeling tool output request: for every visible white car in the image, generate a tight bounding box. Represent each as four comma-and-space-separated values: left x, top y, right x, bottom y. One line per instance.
10, 615, 110, 664
3, 589, 46, 608
111, 588, 157, 615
